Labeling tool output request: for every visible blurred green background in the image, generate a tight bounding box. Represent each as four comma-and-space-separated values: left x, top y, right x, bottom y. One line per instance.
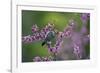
22, 10, 89, 62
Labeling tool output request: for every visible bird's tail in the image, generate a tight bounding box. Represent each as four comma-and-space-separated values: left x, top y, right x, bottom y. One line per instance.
42, 41, 46, 46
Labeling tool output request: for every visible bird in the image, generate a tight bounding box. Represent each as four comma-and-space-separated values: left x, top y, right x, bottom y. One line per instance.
42, 31, 56, 46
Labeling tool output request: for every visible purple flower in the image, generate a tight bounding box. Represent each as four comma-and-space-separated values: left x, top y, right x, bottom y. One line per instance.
81, 13, 89, 20
33, 56, 41, 62
49, 47, 57, 53
22, 35, 33, 43
31, 35, 36, 41
33, 56, 53, 62
64, 30, 71, 37
81, 13, 90, 25
82, 34, 90, 45
42, 57, 50, 61
81, 25, 88, 34
32, 24, 39, 33
73, 43, 82, 59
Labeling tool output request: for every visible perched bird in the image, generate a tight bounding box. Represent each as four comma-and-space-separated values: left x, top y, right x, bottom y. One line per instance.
42, 31, 56, 46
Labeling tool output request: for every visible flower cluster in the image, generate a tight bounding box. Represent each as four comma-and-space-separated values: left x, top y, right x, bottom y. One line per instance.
22, 23, 54, 43
81, 13, 90, 25
32, 24, 39, 33
73, 43, 82, 59
71, 13, 90, 59
33, 56, 54, 62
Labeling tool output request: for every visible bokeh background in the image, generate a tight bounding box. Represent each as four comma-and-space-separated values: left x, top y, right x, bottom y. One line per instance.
22, 10, 90, 62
